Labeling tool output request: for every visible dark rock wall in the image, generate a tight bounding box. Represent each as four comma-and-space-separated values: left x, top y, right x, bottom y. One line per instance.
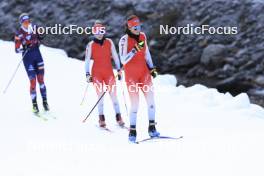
1, 0, 264, 103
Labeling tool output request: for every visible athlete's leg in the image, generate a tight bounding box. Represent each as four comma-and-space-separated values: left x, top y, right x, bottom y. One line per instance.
93, 75, 104, 116
23, 55, 38, 112
106, 75, 121, 114
105, 74, 124, 125
36, 60, 47, 101
141, 73, 155, 121
93, 75, 107, 127
126, 79, 140, 127
23, 57, 37, 102
29, 76, 37, 102
140, 72, 159, 137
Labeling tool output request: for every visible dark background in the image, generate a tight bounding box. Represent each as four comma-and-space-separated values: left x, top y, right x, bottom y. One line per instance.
1, 0, 264, 106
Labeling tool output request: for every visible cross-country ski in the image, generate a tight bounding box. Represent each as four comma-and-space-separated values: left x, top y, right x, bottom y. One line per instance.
135, 136, 184, 144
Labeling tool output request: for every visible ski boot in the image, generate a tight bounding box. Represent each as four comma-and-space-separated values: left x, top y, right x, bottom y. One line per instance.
128, 125, 137, 143
148, 120, 160, 138
32, 102, 39, 114
99, 115, 106, 127
43, 98, 49, 111
116, 113, 125, 127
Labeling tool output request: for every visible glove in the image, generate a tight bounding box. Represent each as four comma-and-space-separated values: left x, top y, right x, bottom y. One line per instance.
86, 73, 93, 83
117, 70, 122, 81
24, 44, 32, 50
150, 68, 158, 78
15, 48, 25, 53
16, 44, 31, 53
134, 41, 145, 52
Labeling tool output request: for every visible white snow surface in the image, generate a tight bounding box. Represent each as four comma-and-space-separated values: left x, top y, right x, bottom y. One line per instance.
0, 40, 264, 176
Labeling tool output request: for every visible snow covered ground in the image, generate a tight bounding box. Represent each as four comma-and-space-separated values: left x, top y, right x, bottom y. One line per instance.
0, 40, 264, 176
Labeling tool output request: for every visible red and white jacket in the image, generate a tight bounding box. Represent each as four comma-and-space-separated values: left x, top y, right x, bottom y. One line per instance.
85, 38, 120, 76
118, 32, 154, 72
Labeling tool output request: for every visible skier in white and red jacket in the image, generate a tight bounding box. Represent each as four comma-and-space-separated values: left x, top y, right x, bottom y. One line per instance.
119, 15, 160, 142
85, 20, 124, 128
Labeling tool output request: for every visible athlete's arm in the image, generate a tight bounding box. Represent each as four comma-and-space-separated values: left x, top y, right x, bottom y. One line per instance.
119, 35, 137, 65
142, 33, 155, 69
145, 43, 154, 69
109, 39, 121, 70
85, 42, 92, 75
14, 32, 23, 53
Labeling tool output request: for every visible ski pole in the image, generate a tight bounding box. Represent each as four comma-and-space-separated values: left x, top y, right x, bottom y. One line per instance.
80, 83, 89, 106
120, 75, 129, 118
82, 90, 107, 123
3, 50, 28, 94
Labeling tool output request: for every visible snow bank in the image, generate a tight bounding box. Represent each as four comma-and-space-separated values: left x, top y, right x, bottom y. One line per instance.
1, 40, 264, 176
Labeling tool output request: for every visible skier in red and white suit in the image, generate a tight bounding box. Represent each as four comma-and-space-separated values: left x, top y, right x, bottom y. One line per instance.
119, 15, 160, 142
85, 21, 124, 128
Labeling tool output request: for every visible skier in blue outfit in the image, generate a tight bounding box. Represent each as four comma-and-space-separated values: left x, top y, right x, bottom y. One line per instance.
14, 13, 49, 113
